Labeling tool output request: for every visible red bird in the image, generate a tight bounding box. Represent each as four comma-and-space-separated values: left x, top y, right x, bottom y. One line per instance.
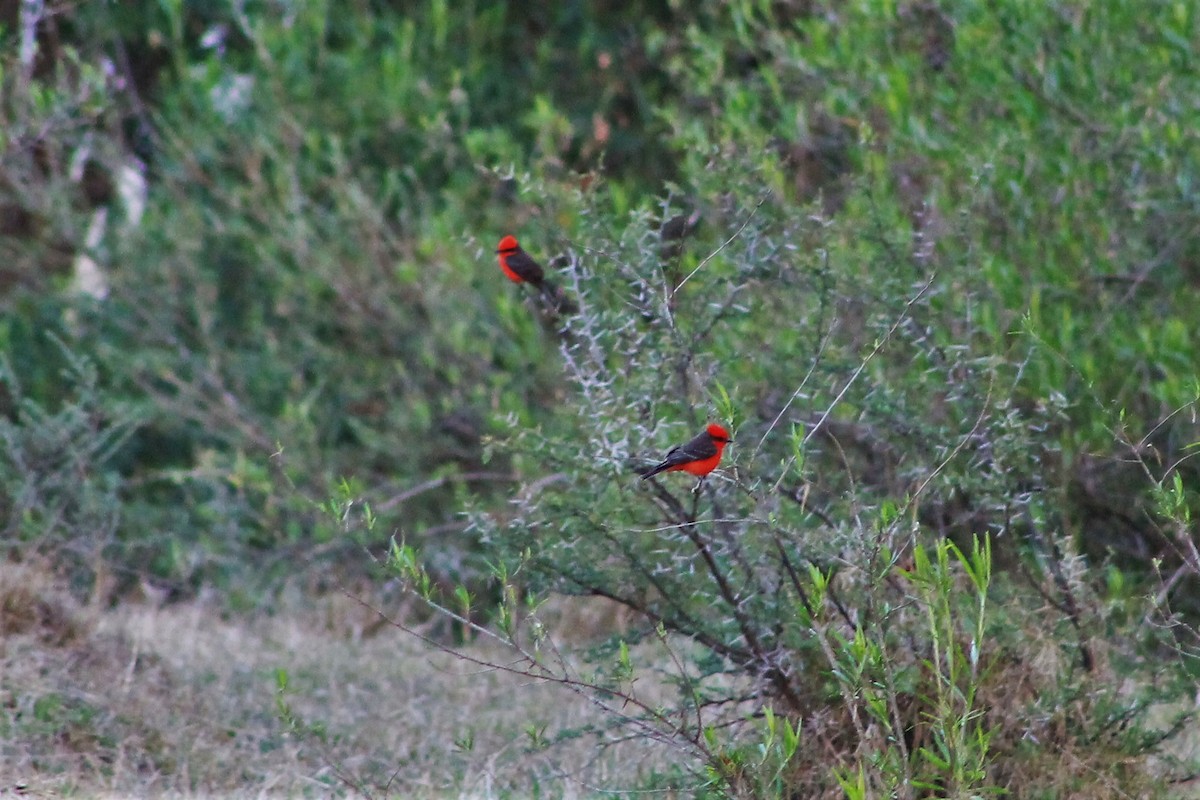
640, 423, 732, 483
496, 234, 577, 315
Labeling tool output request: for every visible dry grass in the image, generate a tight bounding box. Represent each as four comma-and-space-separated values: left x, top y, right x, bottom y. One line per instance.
0, 564, 681, 798
10, 558, 1194, 799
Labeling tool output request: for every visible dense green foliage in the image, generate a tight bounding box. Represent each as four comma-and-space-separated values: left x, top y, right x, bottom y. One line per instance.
3, 0, 1200, 796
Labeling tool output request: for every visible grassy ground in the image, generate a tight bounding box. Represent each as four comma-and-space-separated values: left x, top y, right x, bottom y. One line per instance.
1, 563, 678, 798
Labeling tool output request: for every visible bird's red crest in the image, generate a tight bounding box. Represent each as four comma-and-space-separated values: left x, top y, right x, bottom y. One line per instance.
497, 234, 519, 252
707, 423, 731, 442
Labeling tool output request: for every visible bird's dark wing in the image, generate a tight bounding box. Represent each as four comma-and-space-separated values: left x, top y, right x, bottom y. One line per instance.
505, 249, 545, 284
667, 429, 719, 464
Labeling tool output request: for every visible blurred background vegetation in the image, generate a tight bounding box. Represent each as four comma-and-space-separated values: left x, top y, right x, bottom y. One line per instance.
2, 0, 1199, 796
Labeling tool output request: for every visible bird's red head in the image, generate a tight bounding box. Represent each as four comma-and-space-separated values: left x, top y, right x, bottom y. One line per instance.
707, 423, 732, 444
497, 234, 519, 254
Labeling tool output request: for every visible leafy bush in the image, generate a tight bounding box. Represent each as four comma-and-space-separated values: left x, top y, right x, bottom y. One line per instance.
0, 344, 134, 599
374, 150, 1192, 795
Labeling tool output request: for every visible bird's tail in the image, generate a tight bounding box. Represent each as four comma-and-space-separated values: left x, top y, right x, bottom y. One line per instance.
638, 462, 668, 480
538, 278, 578, 316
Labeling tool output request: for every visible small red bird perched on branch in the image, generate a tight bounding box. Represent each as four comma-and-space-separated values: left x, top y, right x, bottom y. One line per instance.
496, 234, 578, 315
640, 423, 732, 489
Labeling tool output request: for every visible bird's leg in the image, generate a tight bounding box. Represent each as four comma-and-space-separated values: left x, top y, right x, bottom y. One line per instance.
692, 476, 706, 496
